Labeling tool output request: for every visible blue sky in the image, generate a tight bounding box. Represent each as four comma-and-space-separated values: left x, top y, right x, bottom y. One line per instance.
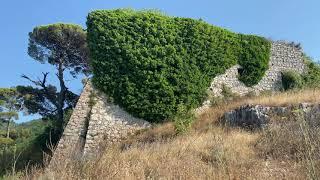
0, 0, 319, 122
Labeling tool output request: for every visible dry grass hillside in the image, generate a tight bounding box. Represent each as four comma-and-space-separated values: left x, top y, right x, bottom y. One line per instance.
6, 89, 320, 179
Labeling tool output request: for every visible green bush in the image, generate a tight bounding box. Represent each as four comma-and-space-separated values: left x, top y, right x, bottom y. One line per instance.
173, 104, 195, 134
281, 70, 303, 90
0, 137, 14, 147
302, 57, 320, 88
87, 9, 271, 122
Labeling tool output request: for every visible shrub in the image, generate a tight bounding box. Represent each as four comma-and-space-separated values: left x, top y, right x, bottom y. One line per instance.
281, 70, 303, 90
0, 137, 14, 147
87, 9, 271, 122
302, 57, 320, 88
173, 104, 195, 133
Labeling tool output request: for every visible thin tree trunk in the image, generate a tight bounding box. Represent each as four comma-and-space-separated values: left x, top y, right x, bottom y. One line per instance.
57, 61, 67, 129
6, 119, 10, 139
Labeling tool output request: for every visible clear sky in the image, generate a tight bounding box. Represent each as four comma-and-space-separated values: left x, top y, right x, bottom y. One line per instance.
0, 0, 319, 122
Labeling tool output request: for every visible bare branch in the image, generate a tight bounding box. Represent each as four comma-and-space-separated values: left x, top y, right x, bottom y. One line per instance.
40, 72, 49, 87
21, 74, 41, 86
21, 72, 49, 89
21, 72, 58, 108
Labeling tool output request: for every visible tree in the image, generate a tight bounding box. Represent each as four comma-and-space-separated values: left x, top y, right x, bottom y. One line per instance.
0, 88, 22, 138
20, 23, 90, 130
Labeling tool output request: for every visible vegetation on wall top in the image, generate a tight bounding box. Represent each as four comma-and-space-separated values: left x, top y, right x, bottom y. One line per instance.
87, 9, 271, 122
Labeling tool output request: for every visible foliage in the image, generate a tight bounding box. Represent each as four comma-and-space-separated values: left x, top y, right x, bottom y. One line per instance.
0, 114, 71, 177
209, 84, 238, 106
87, 9, 271, 122
281, 70, 303, 90
238, 35, 271, 86
16, 85, 78, 122
0, 88, 21, 121
302, 56, 320, 88
0, 88, 23, 138
28, 23, 90, 76
281, 56, 320, 91
23, 23, 88, 129
0, 119, 49, 176
173, 104, 195, 133
0, 23, 89, 177
0, 137, 14, 147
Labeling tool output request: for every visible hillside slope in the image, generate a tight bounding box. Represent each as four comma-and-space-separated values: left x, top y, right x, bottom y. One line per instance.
16, 89, 320, 179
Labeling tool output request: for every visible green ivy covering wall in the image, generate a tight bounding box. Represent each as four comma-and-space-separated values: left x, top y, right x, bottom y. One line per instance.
87, 9, 271, 122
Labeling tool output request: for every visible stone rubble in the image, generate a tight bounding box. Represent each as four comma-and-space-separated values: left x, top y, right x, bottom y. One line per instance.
223, 103, 320, 128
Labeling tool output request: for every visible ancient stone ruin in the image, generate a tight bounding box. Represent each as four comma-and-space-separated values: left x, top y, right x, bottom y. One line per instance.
209, 41, 306, 96
52, 40, 306, 161
52, 81, 151, 160
197, 41, 306, 113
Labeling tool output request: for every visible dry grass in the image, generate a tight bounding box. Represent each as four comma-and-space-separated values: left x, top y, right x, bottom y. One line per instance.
246, 89, 320, 106
21, 128, 263, 179
28, 127, 307, 180
256, 113, 320, 179
5, 89, 320, 179
195, 88, 320, 130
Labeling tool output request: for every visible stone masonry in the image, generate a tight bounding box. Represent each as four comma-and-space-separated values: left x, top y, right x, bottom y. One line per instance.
52, 40, 307, 162
51, 81, 151, 161
83, 87, 151, 157
209, 41, 306, 96
52, 81, 93, 161
196, 41, 307, 113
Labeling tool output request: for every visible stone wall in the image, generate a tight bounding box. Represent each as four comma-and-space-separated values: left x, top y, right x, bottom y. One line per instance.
51, 81, 151, 162
209, 41, 306, 97
52, 40, 307, 161
193, 41, 307, 113
51, 81, 93, 161
83, 88, 151, 157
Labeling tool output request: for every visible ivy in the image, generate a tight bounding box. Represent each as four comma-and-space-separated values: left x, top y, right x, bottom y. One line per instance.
87, 9, 271, 122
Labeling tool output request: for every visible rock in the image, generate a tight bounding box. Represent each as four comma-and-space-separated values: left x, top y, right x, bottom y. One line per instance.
223, 103, 320, 129
272, 106, 288, 115
223, 105, 271, 128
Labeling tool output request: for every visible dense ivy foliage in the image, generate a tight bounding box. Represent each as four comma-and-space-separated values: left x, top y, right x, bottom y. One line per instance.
238, 35, 271, 86
87, 9, 271, 122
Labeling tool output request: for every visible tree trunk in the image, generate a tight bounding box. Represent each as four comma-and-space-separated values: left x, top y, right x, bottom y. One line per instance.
6, 119, 10, 139
57, 61, 67, 129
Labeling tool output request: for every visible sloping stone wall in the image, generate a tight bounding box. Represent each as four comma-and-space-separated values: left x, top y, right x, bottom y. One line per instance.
51, 81, 151, 161
52, 81, 93, 161
209, 41, 306, 97
83, 88, 151, 157
195, 41, 307, 113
